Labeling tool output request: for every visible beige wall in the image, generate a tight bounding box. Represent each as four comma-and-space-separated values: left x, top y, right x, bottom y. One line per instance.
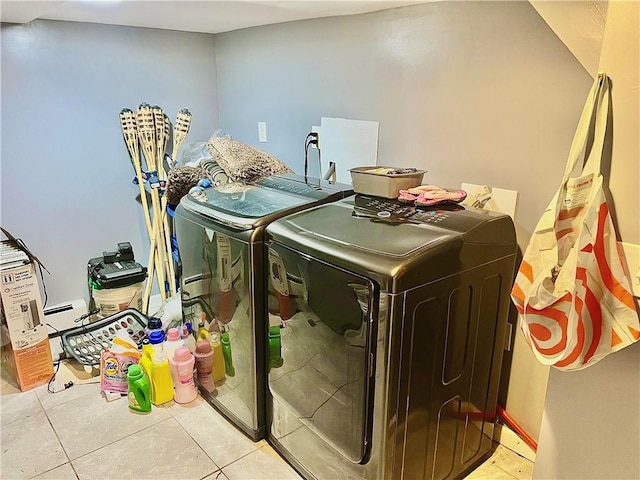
534, 1, 640, 478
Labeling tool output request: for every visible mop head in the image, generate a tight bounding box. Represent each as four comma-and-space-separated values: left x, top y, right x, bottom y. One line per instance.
207, 136, 292, 183
166, 166, 208, 205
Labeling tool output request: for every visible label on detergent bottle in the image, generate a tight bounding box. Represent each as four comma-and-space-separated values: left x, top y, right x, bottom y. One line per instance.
128, 391, 141, 409
181, 377, 196, 388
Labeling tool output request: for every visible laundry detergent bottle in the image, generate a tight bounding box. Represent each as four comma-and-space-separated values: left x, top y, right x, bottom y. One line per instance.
209, 332, 226, 383
181, 323, 197, 354
221, 332, 235, 377
169, 346, 198, 404
127, 364, 151, 413
163, 327, 184, 362
193, 340, 216, 393
150, 351, 174, 406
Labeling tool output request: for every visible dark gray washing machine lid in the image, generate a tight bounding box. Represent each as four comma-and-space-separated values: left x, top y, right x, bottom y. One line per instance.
266, 194, 517, 292
180, 174, 353, 231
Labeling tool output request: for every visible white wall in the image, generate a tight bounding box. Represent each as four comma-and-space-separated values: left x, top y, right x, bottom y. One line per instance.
214, 0, 593, 441
1, 20, 218, 306
534, 1, 640, 478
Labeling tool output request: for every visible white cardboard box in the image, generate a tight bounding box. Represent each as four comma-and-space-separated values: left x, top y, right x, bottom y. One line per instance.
1, 262, 54, 391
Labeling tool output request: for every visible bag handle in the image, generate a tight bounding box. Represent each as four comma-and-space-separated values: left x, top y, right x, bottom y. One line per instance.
561, 72, 610, 184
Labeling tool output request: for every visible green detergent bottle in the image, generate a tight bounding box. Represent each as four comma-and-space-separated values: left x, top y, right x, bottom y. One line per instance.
220, 332, 235, 377
127, 364, 151, 413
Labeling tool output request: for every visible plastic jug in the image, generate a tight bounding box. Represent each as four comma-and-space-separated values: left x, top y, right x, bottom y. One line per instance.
221, 332, 235, 377
268, 326, 284, 370
127, 364, 151, 413
181, 323, 197, 354
193, 340, 216, 393
140, 343, 154, 394
169, 346, 198, 404
150, 351, 174, 405
145, 316, 164, 339
148, 330, 164, 360
209, 332, 226, 382
197, 321, 209, 341
163, 327, 184, 363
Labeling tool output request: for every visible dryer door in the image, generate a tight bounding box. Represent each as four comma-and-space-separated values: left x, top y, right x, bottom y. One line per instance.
267, 242, 378, 464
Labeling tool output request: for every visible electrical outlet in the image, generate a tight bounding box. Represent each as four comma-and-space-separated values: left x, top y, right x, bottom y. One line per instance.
311, 126, 321, 149
258, 122, 267, 143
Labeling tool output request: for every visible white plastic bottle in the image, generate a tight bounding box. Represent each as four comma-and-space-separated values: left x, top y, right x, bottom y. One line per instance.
163, 327, 184, 364
181, 323, 197, 354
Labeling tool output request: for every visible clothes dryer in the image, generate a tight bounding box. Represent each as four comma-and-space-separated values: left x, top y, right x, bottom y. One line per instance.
265, 194, 517, 479
175, 174, 353, 440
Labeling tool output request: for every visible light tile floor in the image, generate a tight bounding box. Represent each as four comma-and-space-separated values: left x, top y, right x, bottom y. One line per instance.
0, 366, 533, 480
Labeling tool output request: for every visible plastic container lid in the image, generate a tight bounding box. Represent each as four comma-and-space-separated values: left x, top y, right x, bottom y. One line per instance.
173, 346, 192, 362
149, 331, 164, 345
128, 363, 143, 379
147, 317, 163, 330
185, 322, 193, 334
166, 328, 181, 342
195, 340, 212, 354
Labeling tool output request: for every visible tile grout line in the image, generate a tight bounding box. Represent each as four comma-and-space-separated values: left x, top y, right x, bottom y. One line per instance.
61, 411, 173, 463
170, 397, 265, 470
169, 410, 222, 476
494, 463, 531, 480
0, 389, 44, 429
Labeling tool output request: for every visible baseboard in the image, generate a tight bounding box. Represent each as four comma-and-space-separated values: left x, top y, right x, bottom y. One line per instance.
494, 423, 537, 462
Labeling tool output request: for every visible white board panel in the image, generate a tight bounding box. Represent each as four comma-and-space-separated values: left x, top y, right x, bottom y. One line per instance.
319, 117, 379, 184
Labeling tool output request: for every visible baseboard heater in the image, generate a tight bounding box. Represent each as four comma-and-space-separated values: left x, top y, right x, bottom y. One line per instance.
44, 299, 87, 360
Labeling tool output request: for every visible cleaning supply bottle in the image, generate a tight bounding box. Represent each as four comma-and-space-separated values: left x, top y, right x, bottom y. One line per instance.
163, 327, 184, 362
148, 330, 164, 360
209, 332, 226, 382
221, 331, 236, 377
169, 346, 198, 404
193, 340, 216, 393
127, 364, 151, 413
268, 326, 284, 370
181, 323, 197, 354
149, 350, 174, 405
197, 320, 209, 341
140, 341, 154, 382
145, 317, 164, 339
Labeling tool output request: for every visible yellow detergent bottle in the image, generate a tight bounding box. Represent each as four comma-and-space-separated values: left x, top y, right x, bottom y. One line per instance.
140, 342, 155, 399
150, 350, 175, 405
198, 320, 210, 341
209, 332, 226, 382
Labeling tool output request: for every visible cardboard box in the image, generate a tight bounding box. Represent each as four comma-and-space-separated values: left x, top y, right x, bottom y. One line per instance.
1, 262, 54, 391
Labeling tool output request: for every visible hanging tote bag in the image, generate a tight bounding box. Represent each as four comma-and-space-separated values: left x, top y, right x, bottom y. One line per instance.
511, 72, 639, 371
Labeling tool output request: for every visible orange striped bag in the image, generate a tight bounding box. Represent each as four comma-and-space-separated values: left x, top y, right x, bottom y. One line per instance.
511, 73, 639, 371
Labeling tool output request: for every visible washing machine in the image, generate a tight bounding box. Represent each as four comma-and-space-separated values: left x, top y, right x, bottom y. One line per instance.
174, 174, 353, 440
264, 194, 517, 479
